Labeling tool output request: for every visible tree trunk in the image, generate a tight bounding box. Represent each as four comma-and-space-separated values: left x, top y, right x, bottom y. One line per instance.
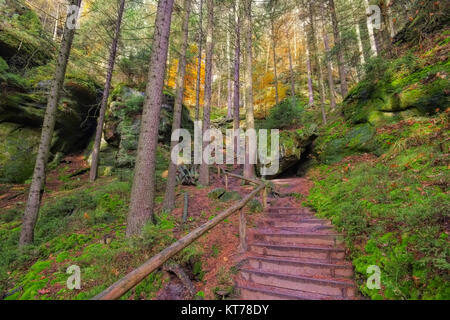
227, 21, 233, 119
198, 0, 214, 186
226, 24, 233, 119
233, 0, 241, 133
355, 21, 365, 65
309, 2, 327, 124
329, 0, 348, 98
53, 3, 60, 41
364, 0, 378, 57
380, 0, 393, 56
194, 0, 203, 121
387, 1, 395, 38
19, 0, 83, 246
322, 15, 336, 109
243, 0, 255, 179
89, 0, 126, 182
271, 18, 279, 105
288, 43, 296, 100
126, 0, 175, 237
303, 26, 314, 106
164, 0, 192, 211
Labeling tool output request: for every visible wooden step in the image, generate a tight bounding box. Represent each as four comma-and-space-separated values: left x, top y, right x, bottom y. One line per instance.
263, 218, 332, 229
267, 213, 315, 219
246, 256, 353, 278
240, 268, 356, 298
253, 231, 344, 246
236, 281, 346, 300
249, 242, 346, 260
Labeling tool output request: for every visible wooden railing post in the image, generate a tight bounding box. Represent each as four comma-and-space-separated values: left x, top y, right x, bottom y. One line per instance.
225, 174, 228, 190
238, 208, 247, 253
262, 186, 267, 210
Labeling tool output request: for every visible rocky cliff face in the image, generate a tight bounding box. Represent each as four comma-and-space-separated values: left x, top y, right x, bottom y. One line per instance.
90, 85, 193, 173
0, 2, 101, 183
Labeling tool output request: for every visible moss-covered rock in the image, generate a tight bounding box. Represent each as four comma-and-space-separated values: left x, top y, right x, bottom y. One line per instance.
0, 56, 101, 182
270, 125, 317, 175
0, 0, 53, 69
0, 122, 40, 183
208, 188, 226, 200
103, 85, 193, 168
219, 191, 242, 202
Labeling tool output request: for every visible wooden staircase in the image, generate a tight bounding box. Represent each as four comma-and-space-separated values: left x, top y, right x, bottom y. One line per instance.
236, 206, 357, 300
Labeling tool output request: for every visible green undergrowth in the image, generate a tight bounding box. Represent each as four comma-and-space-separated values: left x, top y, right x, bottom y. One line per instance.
0, 168, 206, 299
306, 114, 449, 300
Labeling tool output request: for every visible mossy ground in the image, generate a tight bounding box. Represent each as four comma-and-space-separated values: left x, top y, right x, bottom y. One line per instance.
306, 113, 449, 300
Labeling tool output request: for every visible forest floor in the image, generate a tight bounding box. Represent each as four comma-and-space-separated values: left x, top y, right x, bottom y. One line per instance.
1, 154, 311, 300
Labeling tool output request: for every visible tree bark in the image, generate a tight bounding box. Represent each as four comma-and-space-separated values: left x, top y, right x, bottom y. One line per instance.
20, 0, 82, 246
322, 13, 336, 109
309, 2, 327, 124
53, 3, 60, 41
387, 1, 395, 38
355, 20, 365, 65
164, 0, 192, 211
271, 17, 279, 105
303, 25, 314, 106
226, 24, 233, 119
198, 0, 214, 186
90, 0, 126, 182
126, 0, 175, 237
194, 0, 203, 121
288, 42, 296, 100
233, 0, 241, 132
243, 0, 255, 179
364, 0, 378, 57
329, 0, 348, 98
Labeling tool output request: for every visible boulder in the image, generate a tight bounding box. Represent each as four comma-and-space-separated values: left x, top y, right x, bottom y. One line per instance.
0, 122, 40, 183
103, 85, 193, 168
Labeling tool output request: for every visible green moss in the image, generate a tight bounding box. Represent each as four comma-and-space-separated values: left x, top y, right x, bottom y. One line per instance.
208, 188, 226, 200
306, 115, 450, 299
219, 191, 242, 202
247, 199, 263, 213
0, 122, 40, 183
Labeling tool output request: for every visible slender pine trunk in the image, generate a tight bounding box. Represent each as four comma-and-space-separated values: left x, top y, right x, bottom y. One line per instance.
198, 0, 214, 186
20, 0, 82, 246
288, 43, 295, 100
226, 27, 233, 119
53, 3, 60, 41
164, 0, 192, 212
303, 25, 314, 106
355, 21, 365, 65
243, 0, 255, 179
271, 18, 279, 105
322, 19, 336, 109
309, 2, 326, 124
329, 0, 348, 98
364, 0, 378, 57
126, 0, 175, 237
233, 0, 241, 133
194, 0, 203, 121
90, 0, 126, 182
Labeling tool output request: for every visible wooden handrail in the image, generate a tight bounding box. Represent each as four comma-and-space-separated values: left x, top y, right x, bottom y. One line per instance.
92, 172, 266, 300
